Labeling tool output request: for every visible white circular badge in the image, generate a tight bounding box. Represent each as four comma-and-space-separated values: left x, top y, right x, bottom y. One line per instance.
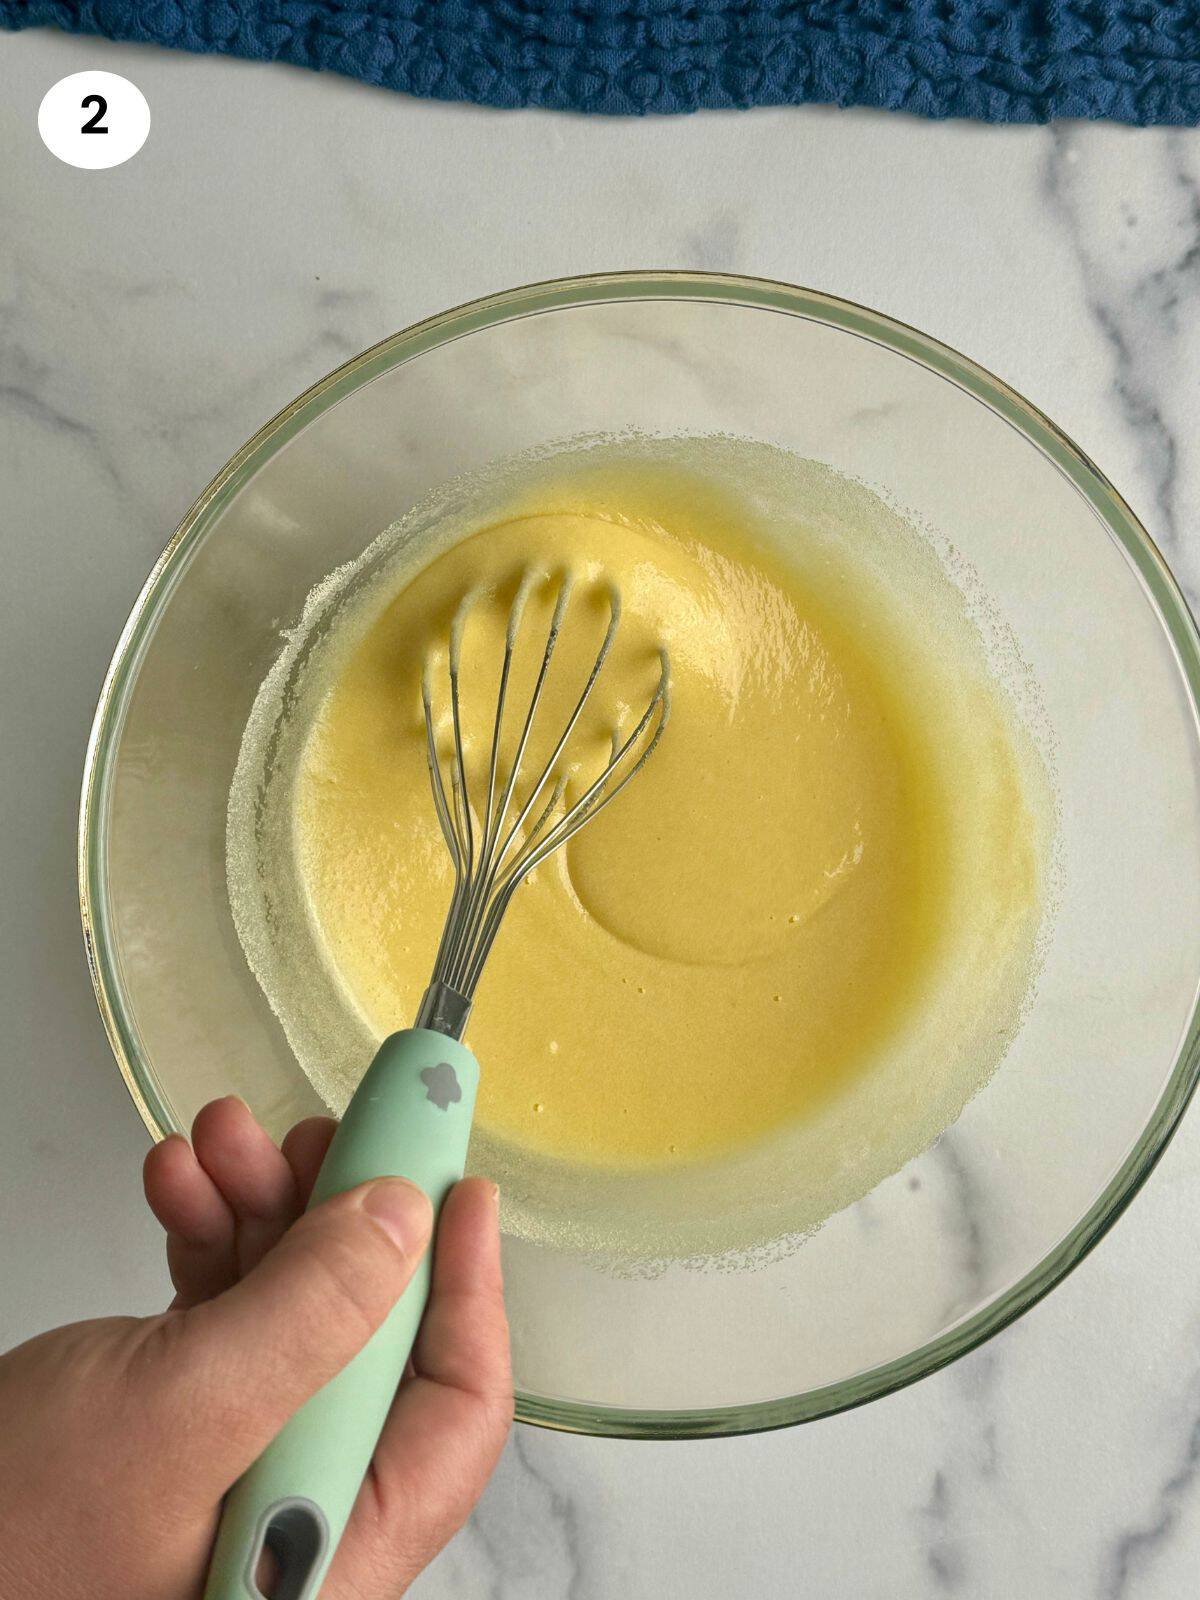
38, 72, 150, 170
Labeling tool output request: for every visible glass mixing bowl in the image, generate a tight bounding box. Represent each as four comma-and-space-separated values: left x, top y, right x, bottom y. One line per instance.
80, 272, 1200, 1438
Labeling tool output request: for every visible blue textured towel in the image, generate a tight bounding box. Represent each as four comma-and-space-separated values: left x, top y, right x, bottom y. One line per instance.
5, 0, 1200, 121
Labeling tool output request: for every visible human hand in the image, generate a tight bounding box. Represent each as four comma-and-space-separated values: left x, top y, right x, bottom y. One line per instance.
0, 1097, 512, 1600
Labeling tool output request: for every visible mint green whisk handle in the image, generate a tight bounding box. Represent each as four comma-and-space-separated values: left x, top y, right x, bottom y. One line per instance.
202, 1027, 479, 1600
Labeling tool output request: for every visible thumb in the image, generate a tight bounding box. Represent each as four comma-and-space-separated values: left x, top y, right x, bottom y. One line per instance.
149, 1177, 432, 1487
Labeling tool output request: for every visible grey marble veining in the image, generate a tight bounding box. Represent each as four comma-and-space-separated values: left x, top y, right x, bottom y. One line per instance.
3, 29, 1200, 1600
1043, 126, 1200, 599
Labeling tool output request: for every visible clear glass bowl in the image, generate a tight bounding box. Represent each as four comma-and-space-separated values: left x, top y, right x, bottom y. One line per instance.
79, 272, 1200, 1438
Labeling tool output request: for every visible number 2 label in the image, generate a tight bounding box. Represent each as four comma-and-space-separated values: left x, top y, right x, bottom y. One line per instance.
80, 95, 109, 135
38, 73, 149, 168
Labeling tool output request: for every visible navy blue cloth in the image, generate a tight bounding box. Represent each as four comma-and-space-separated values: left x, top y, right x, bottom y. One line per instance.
5, 0, 1200, 121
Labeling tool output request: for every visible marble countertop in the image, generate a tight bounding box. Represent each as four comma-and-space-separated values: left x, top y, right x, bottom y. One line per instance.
3, 30, 1200, 1598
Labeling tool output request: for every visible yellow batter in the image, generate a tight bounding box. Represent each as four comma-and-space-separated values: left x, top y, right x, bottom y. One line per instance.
289, 457, 1045, 1177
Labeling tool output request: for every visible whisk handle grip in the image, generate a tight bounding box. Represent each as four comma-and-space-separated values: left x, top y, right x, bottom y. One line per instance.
202, 1027, 479, 1600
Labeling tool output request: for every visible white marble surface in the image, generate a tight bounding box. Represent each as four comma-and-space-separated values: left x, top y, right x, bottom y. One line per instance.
3, 29, 1200, 1598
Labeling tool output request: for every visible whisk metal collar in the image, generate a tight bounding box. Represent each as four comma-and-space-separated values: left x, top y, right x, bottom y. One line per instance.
414, 980, 474, 1042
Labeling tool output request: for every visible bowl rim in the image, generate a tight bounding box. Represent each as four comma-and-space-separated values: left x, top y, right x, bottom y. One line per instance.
79, 269, 1200, 1440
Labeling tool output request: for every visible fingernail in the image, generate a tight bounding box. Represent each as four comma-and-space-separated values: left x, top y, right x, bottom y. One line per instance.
488, 1182, 500, 1206
363, 1179, 432, 1255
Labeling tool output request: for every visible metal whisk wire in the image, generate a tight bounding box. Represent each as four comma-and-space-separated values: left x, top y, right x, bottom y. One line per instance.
416, 570, 670, 1038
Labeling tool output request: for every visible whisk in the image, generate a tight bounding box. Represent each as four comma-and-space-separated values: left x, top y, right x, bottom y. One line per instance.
205, 571, 669, 1600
